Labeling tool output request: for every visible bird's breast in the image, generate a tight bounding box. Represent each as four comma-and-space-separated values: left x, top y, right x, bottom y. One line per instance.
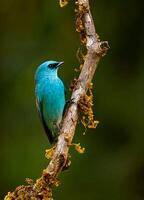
41, 78, 65, 121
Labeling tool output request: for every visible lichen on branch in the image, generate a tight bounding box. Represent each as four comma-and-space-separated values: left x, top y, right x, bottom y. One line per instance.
59, 0, 69, 7
79, 83, 99, 129
75, 1, 88, 44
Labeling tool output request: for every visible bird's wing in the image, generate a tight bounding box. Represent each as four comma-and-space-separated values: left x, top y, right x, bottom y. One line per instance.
36, 97, 55, 144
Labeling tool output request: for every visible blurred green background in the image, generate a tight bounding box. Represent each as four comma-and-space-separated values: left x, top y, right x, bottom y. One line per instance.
0, 0, 144, 199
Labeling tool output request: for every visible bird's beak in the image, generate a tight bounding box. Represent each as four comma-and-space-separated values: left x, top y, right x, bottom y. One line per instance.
58, 61, 64, 67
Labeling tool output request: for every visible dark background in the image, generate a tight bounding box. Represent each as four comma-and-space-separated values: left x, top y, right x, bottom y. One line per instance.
0, 0, 144, 199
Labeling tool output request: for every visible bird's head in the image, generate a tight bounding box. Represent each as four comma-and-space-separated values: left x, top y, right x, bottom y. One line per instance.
35, 60, 64, 83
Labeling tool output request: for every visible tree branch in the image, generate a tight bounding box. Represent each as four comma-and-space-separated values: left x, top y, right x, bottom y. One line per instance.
45, 0, 109, 178
5, 0, 109, 199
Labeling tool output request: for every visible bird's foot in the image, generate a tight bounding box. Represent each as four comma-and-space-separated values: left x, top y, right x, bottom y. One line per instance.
62, 157, 71, 171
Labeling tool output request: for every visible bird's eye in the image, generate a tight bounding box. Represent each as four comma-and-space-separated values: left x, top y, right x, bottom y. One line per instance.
48, 63, 58, 68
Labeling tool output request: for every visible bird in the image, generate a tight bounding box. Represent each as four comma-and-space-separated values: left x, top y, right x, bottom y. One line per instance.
35, 60, 66, 144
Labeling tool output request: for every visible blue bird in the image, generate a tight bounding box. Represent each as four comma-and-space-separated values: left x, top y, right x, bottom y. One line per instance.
35, 60, 66, 144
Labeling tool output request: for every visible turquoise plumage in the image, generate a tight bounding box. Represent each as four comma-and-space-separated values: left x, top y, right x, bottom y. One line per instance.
35, 61, 65, 144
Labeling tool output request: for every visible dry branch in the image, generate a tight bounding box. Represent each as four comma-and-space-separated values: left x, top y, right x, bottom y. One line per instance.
5, 0, 109, 199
